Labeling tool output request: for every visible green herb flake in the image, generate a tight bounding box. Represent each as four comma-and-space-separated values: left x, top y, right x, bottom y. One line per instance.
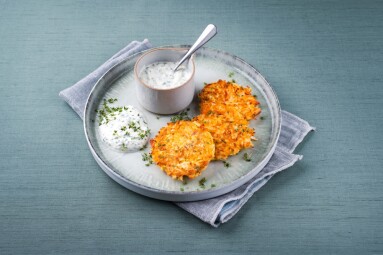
128, 121, 141, 132
199, 177, 207, 188
260, 116, 265, 120
180, 187, 184, 192
170, 109, 191, 123
243, 152, 252, 162
211, 184, 216, 188
107, 98, 118, 104
96, 98, 123, 125
228, 71, 235, 78
223, 161, 231, 168
142, 152, 153, 166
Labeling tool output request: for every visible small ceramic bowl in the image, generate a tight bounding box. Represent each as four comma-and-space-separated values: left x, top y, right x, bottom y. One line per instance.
134, 48, 195, 114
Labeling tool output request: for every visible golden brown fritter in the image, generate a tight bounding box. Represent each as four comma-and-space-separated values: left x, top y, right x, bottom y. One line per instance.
199, 80, 261, 120
193, 112, 254, 160
150, 120, 215, 180
150, 79, 262, 180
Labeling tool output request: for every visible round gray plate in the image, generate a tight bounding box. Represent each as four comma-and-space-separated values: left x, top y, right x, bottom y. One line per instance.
84, 45, 281, 202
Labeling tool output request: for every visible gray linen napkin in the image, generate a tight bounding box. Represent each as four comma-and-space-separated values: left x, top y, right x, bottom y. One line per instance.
177, 111, 314, 226
59, 39, 314, 227
59, 39, 153, 118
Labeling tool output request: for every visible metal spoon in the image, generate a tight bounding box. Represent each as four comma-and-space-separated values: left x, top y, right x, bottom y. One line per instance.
173, 24, 217, 71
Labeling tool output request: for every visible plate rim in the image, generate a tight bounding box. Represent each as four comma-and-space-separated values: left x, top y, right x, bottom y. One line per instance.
83, 45, 281, 202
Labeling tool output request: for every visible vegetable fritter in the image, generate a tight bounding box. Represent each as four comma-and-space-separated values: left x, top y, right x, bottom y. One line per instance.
150, 120, 215, 180
150, 79, 261, 181
193, 112, 254, 160
199, 80, 261, 120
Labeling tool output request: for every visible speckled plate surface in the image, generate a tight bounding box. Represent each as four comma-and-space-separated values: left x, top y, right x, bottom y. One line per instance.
84, 45, 281, 202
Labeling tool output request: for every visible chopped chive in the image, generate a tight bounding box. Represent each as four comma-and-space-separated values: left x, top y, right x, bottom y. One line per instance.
142, 152, 153, 166
243, 152, 252, 162
223, 161, 231, 168
170, 109, 191, 123
199, 177, 207, 188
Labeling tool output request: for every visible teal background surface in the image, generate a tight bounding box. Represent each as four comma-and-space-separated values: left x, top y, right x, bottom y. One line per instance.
1, 0, 382, 254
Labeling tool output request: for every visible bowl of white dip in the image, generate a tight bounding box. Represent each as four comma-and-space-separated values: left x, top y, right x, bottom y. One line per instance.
134, 48, 195, 114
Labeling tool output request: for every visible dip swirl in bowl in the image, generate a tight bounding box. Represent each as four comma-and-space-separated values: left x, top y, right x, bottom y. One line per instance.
139, 61, 192, 89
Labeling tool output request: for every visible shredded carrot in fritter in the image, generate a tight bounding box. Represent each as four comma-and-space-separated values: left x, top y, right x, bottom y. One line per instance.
193, 112, 254, 160
150, 79, 261, 180
199, 80, 261, 120
150, 120, 215, 180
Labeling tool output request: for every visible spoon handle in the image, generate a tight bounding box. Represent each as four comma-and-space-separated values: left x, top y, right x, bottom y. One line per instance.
174, 24, 217, 71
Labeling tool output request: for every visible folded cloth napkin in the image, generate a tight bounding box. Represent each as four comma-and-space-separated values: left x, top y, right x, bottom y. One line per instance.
59, 39, 314, 227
